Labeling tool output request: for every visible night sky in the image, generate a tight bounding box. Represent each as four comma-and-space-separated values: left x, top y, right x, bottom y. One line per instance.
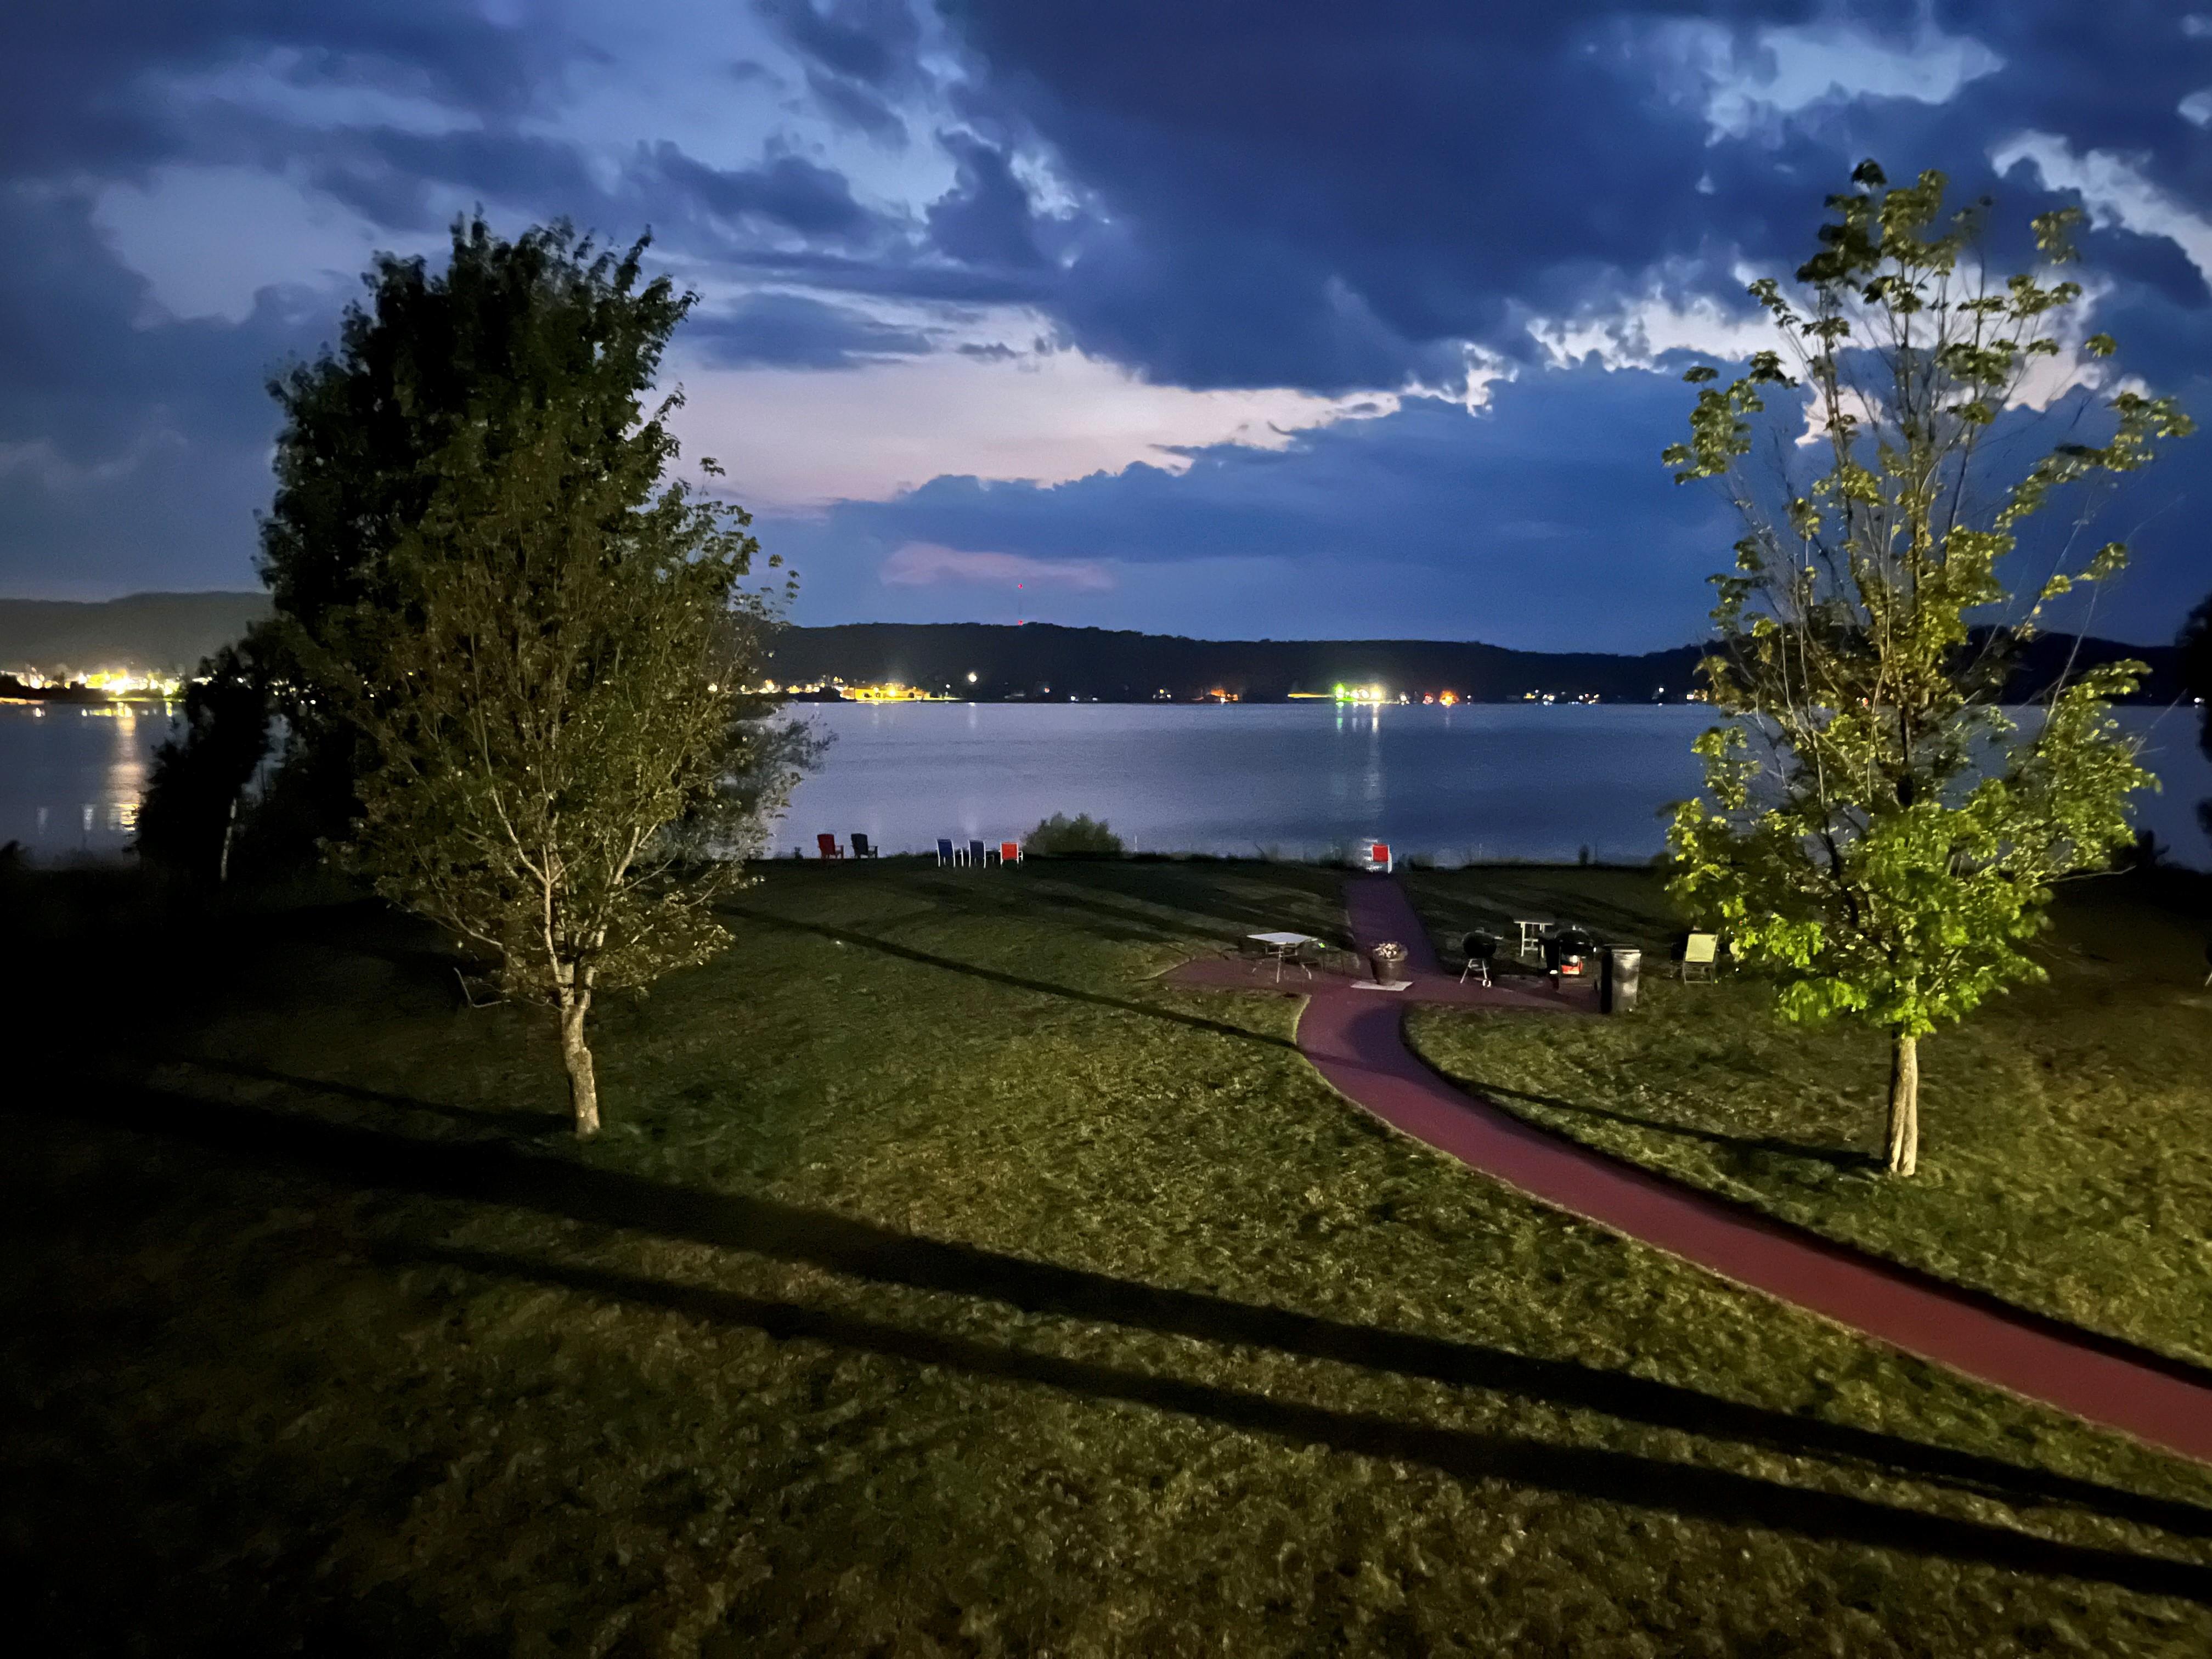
4, 2, 2209, 650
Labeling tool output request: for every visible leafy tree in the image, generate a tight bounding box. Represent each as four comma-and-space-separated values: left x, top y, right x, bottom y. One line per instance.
283, 220, 805, 1137
311, 420, 789, 1138
143, 215, 706, 871
1663, 161, 2192, 1176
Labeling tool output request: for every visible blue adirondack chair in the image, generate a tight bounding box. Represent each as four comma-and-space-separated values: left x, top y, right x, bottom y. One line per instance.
936, 837, 961, 866
851, 832, 880, 859
969, 838, 993, 867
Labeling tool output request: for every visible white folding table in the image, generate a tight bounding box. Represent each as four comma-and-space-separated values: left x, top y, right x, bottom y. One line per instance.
1247, 931, 1319, 983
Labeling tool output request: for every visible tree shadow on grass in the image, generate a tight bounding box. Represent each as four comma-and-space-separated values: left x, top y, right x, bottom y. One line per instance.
723, 904, 1300, 1052
33, 1081, 2212, 1600
401, 1238, 2212, 1607
183, 1059, 572, 1136
1452, 1074, 1874, 1174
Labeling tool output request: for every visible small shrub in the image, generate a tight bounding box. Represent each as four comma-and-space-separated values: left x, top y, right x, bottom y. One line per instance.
1024, 812, 1126, 859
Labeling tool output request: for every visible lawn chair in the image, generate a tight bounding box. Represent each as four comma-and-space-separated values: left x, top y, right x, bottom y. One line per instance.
851, 832, 881, 859
816, 833, 844, 860
969, 838, 994, 867
1459, 930, 1499, 987
1680, 932, 1719, 980
935, 837, 961, 867
999, 840, 1022, 865
1358, 840, 1393, 873
1513, 919, 1551, 960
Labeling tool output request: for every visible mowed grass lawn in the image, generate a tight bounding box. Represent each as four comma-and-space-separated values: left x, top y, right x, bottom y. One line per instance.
1398, 864, 2212, 1374
8, 857, 2212, 1656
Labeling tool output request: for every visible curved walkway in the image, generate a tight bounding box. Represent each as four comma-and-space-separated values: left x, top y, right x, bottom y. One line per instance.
1189, 877, 2212, 1467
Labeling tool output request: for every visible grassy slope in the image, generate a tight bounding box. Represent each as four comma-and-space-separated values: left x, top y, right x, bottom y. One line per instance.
7, 859, 2212, 1656
1398, 865, 2212, 1373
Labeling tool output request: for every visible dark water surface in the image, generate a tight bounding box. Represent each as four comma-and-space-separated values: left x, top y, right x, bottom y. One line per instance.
1, 701, 177, 857
6, 698, 2207, 867
775, 700, 2212, 867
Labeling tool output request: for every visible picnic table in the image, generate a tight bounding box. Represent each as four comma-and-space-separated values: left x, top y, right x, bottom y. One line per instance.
1247, 931, 1320, 983
1512, 918, 1554, 960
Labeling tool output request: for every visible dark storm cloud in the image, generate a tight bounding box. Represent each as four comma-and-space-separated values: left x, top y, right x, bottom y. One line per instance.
876, 0, 2212, 395
815, 370, 1717, 573
688, 291, 935, 368
7, 0, 2212, 644
0, 188, 341, 595
706, 247, 1054, 304
0, 1, 573, 178
0, 191, 328, 464
761, 359, 2207, 651
757, 0, 927, 146
910, 1, 1816, 389
803, 66, 911, 146
641, 142, 890, 245
760, 370, 1739, 649
924, 131, 1047, 269
299, 127, 615, 233
755, 0, 924, 90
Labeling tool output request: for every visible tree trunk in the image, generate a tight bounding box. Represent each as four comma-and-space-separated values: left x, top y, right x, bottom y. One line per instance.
1885, 1029, 1919, 1177
560, 989, 600, 1139
217, 794, 238, 885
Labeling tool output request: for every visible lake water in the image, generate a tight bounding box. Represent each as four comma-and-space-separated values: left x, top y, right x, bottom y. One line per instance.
6, 698, 2208, 867
1, 701, 178, 858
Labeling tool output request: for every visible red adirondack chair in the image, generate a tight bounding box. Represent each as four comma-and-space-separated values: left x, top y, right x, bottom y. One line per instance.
816, 833, 844, 860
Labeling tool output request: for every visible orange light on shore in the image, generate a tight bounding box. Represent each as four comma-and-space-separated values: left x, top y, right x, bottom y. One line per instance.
1438, 690, 1459, 706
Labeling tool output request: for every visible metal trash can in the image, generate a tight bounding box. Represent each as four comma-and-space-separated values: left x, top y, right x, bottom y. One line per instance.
1600, 946, 1640, 1014
1369, 941, 1407, 983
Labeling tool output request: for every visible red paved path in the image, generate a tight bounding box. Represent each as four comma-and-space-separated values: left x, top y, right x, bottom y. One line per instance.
1176, 877, 2212, 1467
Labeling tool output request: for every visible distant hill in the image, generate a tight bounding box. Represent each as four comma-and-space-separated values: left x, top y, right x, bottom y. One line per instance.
765, 620, 2187, 706
0, 592, 271, 675
0, 595, 2184, 703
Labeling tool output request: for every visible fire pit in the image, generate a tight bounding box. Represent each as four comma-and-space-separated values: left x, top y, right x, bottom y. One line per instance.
1545, 928, 1595, 979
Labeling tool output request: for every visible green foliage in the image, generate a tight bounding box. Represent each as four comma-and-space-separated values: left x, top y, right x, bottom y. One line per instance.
1661, 162, 2190, 1167
315, 417, 776, 998
133, 639, 272, 881
145, 215, 715, 875
1023, 811, 1126, 857
291, 219, 808, 1131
